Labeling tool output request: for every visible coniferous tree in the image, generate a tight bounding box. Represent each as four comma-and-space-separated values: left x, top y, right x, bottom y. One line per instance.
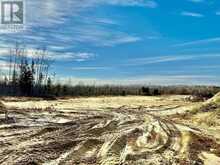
19, 60, 34, 95
46, 77, 52, 94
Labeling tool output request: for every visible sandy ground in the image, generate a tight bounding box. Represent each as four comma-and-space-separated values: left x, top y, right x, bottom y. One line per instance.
0, 95, 219, 165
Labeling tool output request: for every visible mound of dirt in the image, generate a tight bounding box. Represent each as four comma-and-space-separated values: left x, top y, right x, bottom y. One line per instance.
191, 92, 220, 114
169, 93, 220, 150
0, 101, 6, 110
208, 92, 220, 103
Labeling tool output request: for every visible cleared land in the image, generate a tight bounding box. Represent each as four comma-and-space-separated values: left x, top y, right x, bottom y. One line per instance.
0, 95, 220, 165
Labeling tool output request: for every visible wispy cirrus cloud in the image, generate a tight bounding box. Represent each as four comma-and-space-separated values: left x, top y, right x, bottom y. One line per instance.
0, 60, 11, 72
0, 49, 9, 57
94, 18, 118, 25
0, 46, 95, 62
58, 75, 219, 86
70, 23, 141, 46
103, 0, 158, 8
71, 67, 112, 71
126, 53, 220, 66
126, 56, 194, 66
26, 0, 158, 28
172, 37, 220, 47
50, 52, 96, 61
0, 0, 144, 49
181, 11, 204, 17
188, 0, 204, 3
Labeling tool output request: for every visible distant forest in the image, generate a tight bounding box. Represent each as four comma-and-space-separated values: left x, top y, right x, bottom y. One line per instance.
0, 43, 219, 98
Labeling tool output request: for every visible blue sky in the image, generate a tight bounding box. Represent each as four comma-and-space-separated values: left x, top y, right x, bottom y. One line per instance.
1, 0, 220, 85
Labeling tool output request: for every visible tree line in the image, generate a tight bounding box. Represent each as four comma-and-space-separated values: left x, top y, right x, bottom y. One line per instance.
0, 43, 219, 98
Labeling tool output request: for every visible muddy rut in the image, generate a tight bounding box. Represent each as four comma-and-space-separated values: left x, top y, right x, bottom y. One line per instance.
0, 106, 219, 165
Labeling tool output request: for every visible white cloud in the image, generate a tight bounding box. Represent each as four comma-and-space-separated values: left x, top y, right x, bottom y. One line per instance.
72, 67, 112, 70
126, 56, 194, 66
0, 48, 9, 57
0, 0, 145, 50
126, 53, 220, 66
181, 11, 204, 17
0, 46, 95, 62
71, 25, 141, 46
94, 18, 118, 25
172, 37, 220, 47
57, 75, 219, 86
106, 35, 141, 46
0, 60, 10, 72
188, 0, 204, 3
26, 0, 158, 28
50, 52, 95, 61
103, 0, 158, 8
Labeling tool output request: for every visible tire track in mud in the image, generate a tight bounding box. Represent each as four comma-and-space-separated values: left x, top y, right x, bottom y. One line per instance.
0, 107, 220, 165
